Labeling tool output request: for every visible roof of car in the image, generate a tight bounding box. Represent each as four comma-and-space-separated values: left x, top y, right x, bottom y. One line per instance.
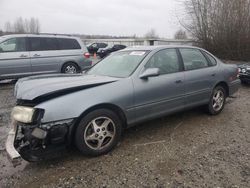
0, 34, 80, 39
123, 45, 200, 51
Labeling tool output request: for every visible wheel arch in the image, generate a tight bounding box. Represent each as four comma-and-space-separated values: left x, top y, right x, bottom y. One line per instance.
214, 81, 229, 97
70, 103, 128, 143
61, 61, 81, 73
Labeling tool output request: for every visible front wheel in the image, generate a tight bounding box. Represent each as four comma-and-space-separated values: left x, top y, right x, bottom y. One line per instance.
75, 109, 122, 156
207, 86, 226, 115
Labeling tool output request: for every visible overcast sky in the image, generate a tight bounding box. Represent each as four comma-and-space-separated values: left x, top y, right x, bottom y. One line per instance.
0, 0, 185, 38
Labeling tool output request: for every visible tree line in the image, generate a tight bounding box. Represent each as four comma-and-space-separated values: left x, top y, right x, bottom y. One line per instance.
3, 17, 40, 34
183, 0, 250, 61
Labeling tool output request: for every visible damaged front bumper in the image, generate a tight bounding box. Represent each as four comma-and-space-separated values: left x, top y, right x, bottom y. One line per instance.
6, 121, 21, 166
6, 119, 76, 164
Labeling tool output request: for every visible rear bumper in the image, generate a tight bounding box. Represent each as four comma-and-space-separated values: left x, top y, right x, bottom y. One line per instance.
229, 79, 241, 96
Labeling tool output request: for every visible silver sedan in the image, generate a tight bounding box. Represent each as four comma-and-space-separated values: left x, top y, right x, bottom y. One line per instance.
6, 46, 240, 163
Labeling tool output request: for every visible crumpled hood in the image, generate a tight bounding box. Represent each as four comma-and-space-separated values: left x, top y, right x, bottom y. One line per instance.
15, 74, 119, 101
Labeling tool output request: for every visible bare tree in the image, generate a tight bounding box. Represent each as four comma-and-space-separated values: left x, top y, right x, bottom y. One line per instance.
24, 18, 30, 33
13, 17, 25, 33
183, 0, 250, 60
4, 17, 41, 34
29, 18, 40, 33
174, 29, 188, 39
144, 29, 159, 39
4, 21, 13, 33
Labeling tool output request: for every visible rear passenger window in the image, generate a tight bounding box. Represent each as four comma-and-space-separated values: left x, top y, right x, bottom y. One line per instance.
180, 48, 209, 71
58, 38, 81, 50
204, 52, 217, 66
29, 37, 42, 51
41, 38, 58, 51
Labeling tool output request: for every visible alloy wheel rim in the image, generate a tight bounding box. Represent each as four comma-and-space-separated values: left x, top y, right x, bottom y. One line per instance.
212, 90, 224, 111
65, 65, 77, 73
84, 117, 116, 150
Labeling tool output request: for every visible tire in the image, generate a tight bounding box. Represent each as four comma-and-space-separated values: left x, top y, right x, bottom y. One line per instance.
61, 62, 80, 74
207, 86, 226, 115
75, 109, 122, 156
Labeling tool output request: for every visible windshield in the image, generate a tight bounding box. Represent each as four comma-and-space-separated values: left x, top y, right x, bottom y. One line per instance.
88, 50, 148, 78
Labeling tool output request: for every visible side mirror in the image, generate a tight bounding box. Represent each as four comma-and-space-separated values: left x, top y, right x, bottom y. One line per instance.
139, 68, 160, 79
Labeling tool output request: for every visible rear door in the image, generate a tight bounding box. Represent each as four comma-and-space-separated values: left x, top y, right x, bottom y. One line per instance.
178, 48, 218, 107
0, 37, 31, 78
29, 37, 60, 75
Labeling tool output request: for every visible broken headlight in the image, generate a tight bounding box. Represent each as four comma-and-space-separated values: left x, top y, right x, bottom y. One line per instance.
11, 106, 44, 124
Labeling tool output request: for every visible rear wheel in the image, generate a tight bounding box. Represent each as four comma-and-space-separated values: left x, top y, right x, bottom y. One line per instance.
75, 109, 122, 156
62, 62, 80, 74
207, 86, 226, 115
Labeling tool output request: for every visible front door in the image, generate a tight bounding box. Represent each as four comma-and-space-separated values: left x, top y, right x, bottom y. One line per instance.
133, 48, 185, 123
0, 37, 31, 79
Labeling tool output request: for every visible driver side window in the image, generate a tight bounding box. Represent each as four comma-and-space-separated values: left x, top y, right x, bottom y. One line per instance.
145, 49, 180, 75
0, 37, 26, 53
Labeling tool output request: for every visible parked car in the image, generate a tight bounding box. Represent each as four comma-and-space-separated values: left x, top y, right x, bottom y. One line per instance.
87, 42, 108, 54
96, 44, 113, 58
238, 63, 250, 84
97, 44, 127, 58
0, 34, 91, 80
6, 46, 240, 163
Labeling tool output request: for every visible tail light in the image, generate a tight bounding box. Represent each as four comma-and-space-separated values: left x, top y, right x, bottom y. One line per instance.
230, 68, 239, 81
84, 52, 90, 59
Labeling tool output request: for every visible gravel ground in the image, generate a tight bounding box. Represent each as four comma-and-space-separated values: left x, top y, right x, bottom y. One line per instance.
0, 80, 249, 188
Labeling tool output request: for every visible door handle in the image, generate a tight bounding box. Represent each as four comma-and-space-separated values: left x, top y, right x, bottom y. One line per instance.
33, 54, 41, 57
175, 80, 182, 84
20, 54, 28, 58
211, 73, 216, 77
